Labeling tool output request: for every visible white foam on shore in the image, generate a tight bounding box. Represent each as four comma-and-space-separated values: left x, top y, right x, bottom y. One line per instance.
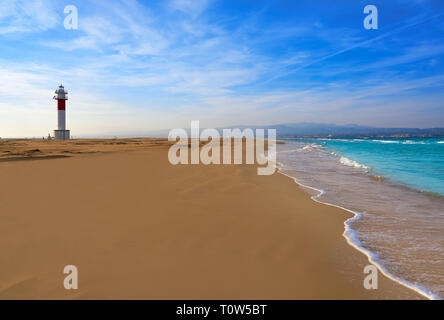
274, 149, 442, 300
339, 156, 370, 170
299, 143, 322, 151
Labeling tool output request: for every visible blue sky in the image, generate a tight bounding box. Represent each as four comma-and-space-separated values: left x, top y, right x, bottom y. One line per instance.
0, 0, 443, 137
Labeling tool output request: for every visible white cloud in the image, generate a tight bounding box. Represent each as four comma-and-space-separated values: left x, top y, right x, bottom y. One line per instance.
169, 0, 209, 18
0, 0, 59, 34
1, 1, 444, 136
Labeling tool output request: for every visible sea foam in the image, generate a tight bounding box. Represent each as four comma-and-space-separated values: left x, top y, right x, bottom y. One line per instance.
299, 143, 322, 151
276, 138, 444, 299
373, 140, 399, 144
339, 156, 370, 170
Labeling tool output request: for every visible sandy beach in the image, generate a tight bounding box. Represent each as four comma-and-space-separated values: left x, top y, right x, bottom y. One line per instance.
0, 139, 422, 299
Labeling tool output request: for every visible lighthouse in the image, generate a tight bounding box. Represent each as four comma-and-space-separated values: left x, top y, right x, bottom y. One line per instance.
53, 84, 70, 140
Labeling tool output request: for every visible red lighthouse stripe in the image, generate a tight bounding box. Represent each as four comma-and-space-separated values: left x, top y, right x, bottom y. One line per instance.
57, 99, 66, 111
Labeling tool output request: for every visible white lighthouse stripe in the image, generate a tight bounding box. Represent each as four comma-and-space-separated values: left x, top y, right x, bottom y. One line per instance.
58, 110, 66, 131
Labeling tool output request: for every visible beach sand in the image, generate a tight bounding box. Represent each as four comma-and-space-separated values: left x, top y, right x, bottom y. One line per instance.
0, 139, 422, 299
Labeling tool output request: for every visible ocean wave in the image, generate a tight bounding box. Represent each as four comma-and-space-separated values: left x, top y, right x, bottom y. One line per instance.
299, 143, 323, 152
339, 156, 370, 170
276, 169, 441, 300
276, 139, 444, 299
370, 174, 386, 182
373, 140, 399, 144
402, 140, 426, 145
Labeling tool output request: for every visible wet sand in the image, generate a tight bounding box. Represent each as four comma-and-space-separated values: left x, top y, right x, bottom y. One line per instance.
0, 139, 422, 299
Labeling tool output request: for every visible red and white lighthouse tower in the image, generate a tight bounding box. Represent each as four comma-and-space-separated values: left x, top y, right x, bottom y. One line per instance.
53, 84, 70, 140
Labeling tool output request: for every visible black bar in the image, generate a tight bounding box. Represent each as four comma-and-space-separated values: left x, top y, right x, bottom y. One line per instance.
0, 300, 440, 318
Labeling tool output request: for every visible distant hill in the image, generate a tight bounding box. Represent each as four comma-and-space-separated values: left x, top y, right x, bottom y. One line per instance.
252, 123, 444, 138
71, 123, 444, 139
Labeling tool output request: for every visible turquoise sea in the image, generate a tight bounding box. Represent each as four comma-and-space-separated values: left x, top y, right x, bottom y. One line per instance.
306, 138, 444, 196
277, 137, 444, 299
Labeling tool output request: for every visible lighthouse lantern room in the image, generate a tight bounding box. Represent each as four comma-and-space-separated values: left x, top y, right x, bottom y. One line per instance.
53, 84, 70, 140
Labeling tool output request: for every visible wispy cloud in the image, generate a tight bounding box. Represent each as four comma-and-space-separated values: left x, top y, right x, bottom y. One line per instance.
0, 0, 59, 34
169, 0, 210, 18
0, 0, 444, 136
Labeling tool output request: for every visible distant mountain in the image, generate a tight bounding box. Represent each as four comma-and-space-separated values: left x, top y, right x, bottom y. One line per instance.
72, 123, 444, 139
238, 123, 444, 138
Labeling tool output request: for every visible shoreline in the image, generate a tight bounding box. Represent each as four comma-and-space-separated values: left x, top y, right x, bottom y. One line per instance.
273, 138, 443, 300
277, 170, 440, 300
0, 139, 425, 299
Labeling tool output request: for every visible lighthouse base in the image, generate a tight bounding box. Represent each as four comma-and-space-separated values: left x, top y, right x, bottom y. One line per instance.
54, 130, 70, 140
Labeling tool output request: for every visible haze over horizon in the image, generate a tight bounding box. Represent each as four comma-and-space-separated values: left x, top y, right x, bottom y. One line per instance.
1, 0, 444, 137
